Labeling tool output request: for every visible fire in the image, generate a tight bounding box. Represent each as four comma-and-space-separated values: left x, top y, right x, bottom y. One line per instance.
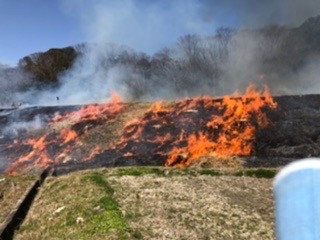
52, 93, 124, 123
7, 136, 55, 175
83, 145, 101, 162
6, 94, 126, 175
60, 129, 78, 143
5, 85, 278, 175
166, 85, 277, 166
147, 101, 172, 115
167, 133, 216, 166
111, 84, 277, 168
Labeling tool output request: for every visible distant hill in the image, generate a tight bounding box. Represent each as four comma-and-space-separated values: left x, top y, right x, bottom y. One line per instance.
1, 15, 320, 105
20, 15, 320, 89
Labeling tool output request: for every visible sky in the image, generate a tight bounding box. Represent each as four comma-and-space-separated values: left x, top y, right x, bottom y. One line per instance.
0, 0, 216, 66
1, 0, 320, 66
0, 1, 84, 66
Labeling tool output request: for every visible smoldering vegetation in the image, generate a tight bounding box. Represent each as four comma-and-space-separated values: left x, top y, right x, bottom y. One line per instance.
0, 64, 33, 107
2, 116, 44, 137
1, 15, 320, 106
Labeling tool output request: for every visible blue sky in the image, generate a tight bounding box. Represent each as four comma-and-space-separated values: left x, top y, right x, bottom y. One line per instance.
0, 0, 319, 66
0, 0, 217, 66
0, 0, 241, 66
0, 1, 84, 66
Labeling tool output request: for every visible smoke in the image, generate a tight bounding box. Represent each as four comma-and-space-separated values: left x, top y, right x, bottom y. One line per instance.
54, 0, 320, 103
199, 0, 320, 28
2, 115, 44, 137
21, 0, 213, 105
1, 0, 320, 107
294, 57, 320, 95
61, 0, 213, 53
0, 64, 34, 107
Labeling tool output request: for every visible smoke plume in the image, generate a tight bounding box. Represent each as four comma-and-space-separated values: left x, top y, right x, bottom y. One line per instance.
199, 0, 320, 28
1, 0, 320, 107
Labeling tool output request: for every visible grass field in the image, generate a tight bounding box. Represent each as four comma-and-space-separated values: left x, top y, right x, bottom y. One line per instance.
14, 167, 276, 240
0, 175, 36, 225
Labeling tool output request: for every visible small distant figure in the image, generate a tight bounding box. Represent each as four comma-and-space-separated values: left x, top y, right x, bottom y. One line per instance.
56, 96, 60, 103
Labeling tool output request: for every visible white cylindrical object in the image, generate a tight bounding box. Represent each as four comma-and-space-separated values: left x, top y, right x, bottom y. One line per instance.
274, 159, 320, 240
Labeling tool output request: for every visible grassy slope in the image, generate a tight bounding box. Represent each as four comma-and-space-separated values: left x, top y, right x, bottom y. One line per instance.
8, 101, 278, 239
0, 175, 36, 225
15, 167, 276, 240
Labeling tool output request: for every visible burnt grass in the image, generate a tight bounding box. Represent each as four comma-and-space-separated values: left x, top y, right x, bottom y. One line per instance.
1, 94, 320, 175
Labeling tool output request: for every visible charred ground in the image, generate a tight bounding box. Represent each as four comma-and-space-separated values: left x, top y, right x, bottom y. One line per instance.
0, 93, 320, 176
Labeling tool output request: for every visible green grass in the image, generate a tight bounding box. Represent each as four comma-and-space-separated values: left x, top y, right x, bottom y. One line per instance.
112, 167, 164, 177
15, 167, 276, 239
16, 173, 131, 240
198, 169, 222, 176
108, 167, 276, 179
83, 173, 130, 236
234, 169, 277, 179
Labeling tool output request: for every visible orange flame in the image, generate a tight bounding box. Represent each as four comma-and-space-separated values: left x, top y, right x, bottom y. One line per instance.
60, 129, 78, 144
166, 84, 277, 167
6, 93, 126, 175
83, 145, 101, 162
6, 85, 278, 175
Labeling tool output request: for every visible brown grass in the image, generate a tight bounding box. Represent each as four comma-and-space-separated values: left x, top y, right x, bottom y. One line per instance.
15, 171, 130, 240
15, 168, 275, 239
81, 102, 152, 149
0, 175, 36, 225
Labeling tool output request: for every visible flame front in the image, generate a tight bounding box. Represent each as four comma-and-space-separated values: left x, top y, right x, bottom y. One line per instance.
167, 85, 277, 166
5, 85, 278, 175
115, 84, 277, 167
6, 94, 126, 175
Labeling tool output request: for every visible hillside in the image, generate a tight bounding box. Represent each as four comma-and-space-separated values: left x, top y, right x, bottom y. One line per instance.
14, 167, 275, 240
1, 91, 320, 176
0, 91, 320, 239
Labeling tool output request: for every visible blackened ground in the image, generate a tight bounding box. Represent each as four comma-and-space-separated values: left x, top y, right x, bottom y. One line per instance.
56, 95, 320, 175
1, 95, 320, 175
0, 105, 81, 172
253, 95, 320, 167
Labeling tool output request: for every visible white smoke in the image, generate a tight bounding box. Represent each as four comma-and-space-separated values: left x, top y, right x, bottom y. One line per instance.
199, 0, 320, 28
295, 57, 320, 95
1, 0, 320, 107
2, 115, 44, 137
21, 0, 214, 105
0, 64, 33, 107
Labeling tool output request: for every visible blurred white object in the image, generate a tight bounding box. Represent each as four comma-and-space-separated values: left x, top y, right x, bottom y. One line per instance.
76, 217, 84, 224
274, 158, 320, 240
53, 206, 66, 215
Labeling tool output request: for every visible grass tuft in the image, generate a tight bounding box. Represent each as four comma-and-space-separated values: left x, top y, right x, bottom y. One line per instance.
85, 173, 130, 236
199, 169, 222, 176
234, 169, 276, 179
109, 167, 277, 179
112, 167, 164, 177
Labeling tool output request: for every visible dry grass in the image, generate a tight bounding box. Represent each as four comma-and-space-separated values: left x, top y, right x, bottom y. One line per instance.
0, 175, 36, 225
110, 174, 275, 240
15, 171, 130, 240
15, 167, 275, 240
81, 102, 152, 150
49, 102, 153, 160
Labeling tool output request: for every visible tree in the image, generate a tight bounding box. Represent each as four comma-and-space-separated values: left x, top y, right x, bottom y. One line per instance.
18, 47, 78, 84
